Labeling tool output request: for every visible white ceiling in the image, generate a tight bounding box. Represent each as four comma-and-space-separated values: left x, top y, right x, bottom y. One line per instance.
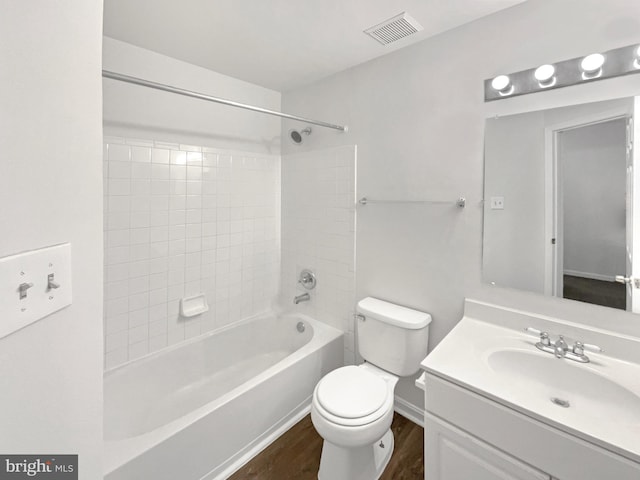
103, 0, 526, 92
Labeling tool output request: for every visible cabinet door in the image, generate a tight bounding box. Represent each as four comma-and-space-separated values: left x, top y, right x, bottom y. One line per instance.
426, 413, 550, 480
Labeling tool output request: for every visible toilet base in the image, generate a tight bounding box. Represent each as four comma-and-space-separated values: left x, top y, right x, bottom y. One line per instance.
318, 429, 394, 480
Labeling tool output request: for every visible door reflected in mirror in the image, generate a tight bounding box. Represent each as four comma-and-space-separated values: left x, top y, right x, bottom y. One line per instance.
483, 96, 640, 313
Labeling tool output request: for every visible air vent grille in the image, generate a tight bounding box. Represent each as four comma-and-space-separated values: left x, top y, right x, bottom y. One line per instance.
364, 12, 423, 46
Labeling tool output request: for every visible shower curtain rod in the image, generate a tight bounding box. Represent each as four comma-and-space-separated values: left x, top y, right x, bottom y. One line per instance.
102, 70, 348, 132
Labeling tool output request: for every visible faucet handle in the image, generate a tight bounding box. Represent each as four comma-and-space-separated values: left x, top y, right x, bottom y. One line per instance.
572, 341, 584, 355
582, 342, 604, 353
525, 327, 550, 346
572, 341, 604, 356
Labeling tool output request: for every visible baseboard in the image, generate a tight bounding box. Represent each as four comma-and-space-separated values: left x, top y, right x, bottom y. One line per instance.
564, 270, 615, 282
394, 395, 424, 427
202, 399, 312, 480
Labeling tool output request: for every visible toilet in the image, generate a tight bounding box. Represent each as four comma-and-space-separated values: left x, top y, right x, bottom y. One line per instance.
311, 297, 431, 480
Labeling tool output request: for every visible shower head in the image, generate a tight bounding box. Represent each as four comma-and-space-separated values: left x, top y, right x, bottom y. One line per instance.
289, 126, 312, 144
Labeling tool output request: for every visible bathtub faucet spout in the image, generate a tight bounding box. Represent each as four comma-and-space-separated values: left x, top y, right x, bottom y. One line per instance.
293, 293, 310, 304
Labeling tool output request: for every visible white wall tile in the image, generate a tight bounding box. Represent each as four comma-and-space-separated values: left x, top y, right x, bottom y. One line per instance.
104, 139, 280, 369
186, 152, 202, 165
149, 334, 168, 353
149, 317, 167, 337
149, 303, 167, 322
128, 341, 149, 361
152, 148, 170, 164
131, 146, 151, 163
108, 161, 131, 179
109, 144, 130, 163
106, 246, 130, 265
131, 163, 151, 180
149, 211, 168, 227
105, 313, 128, 334
170, 150, 187, 165
105, 330, 128, 353
129, 276, 149, 295
128, 308, 148, 328
280, 146, 356, 341
108, 196, 130, 213
151, 164, 170, 180
131, 179, 151, 196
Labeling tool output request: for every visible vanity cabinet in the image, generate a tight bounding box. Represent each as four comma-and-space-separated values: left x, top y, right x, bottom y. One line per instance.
425, 413, 550, 480
423, 373, 640, 480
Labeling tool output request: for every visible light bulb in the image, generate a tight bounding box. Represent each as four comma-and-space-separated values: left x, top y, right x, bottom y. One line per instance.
491, 75, 513, 96
581, 53, 605, 78
534, 64, 556, 87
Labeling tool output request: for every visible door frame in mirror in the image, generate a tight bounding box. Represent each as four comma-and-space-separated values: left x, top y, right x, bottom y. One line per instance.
543, 106, 633, 298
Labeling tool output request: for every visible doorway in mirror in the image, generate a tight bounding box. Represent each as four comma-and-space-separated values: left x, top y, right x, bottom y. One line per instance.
555, 117, 628, 310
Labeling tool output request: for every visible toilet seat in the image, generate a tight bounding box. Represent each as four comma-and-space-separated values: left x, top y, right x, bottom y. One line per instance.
313, 366, 393, 427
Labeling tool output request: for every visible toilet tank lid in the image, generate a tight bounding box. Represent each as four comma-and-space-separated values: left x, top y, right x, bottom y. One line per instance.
357, 297, 432, 329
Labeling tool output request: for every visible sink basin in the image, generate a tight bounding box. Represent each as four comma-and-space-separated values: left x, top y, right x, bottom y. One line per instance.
487, 349, 640, 424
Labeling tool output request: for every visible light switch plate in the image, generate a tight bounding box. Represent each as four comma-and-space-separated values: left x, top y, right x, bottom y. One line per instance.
490, 196, 505, 210
0, 243, 72, 338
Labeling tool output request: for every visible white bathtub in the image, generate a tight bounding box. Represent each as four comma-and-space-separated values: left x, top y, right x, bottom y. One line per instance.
104, 312, 343, 480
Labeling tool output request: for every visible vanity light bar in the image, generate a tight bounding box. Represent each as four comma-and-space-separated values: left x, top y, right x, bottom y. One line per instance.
484, 43, 640, 101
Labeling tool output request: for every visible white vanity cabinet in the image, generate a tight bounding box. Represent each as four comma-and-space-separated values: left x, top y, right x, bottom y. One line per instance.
425, 413, 550, 480
423, 372, 640, 480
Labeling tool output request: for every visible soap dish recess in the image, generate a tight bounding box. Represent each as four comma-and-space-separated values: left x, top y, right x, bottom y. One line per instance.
180, 294, 209, 318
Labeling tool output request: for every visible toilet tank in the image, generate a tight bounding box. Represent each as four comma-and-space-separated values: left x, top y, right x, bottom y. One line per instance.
356, 297, 431, 376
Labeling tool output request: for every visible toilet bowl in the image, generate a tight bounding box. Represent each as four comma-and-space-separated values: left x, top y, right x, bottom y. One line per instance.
310, 297, 431, 480
311, 364, 398, 480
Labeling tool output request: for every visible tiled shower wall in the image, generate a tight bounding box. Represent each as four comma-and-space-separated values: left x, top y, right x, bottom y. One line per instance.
280, 145, 357, 363
103, 137, 280, 369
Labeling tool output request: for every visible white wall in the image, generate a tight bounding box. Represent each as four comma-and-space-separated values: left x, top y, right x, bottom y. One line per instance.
0, 2, 103, 478
282, 0, 640, 411
562, 119, 627, 280
484, 111, 546, 293
103, 37, 281, 155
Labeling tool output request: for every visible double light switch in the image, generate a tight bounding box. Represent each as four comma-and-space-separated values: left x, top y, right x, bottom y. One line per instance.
0, 243, 72, 338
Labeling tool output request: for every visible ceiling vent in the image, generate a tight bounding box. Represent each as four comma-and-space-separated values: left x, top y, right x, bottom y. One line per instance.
364, 12, 424, 46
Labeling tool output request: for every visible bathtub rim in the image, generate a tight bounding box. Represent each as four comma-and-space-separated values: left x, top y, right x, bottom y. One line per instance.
104, 309, 312, 375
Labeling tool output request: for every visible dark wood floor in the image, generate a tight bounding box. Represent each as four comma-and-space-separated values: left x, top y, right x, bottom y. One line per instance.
229, 412, 424, 480
563, 274, 625, 310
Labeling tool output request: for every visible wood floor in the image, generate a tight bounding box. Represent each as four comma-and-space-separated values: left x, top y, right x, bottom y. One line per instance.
229, 412, 424, 480
563, 274, 625, 310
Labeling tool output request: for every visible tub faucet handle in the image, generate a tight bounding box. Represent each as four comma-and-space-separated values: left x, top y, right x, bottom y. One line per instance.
298, 269, 316, 290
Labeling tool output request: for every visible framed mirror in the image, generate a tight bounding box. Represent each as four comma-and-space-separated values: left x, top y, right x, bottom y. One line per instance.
483, 95, 640, 313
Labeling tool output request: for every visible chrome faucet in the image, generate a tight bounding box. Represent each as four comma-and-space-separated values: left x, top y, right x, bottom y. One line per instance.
293, 292, 310, 304
525, 328, 603, 363
554, 335, 568, 358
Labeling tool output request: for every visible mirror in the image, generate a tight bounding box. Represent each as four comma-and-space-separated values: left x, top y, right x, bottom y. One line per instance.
483, 96, 640, 313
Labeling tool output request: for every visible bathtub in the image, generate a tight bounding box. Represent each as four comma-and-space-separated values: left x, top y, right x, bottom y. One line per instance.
104, 312, 343, 480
